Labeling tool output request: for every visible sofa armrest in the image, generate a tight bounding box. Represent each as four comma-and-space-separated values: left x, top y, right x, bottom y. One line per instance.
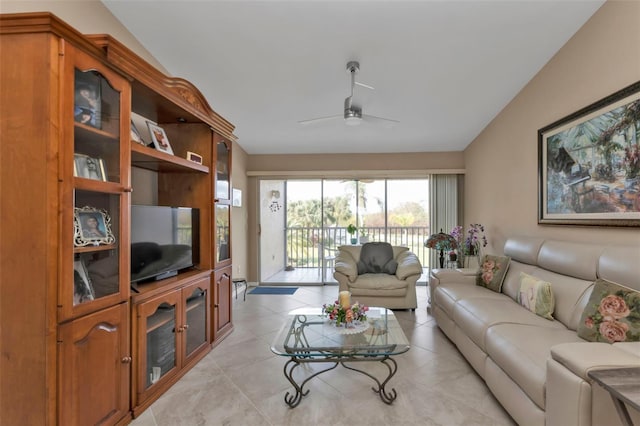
547, 342, 640, 426
395, 251, 422, 280
551, 342, 640, 382
334, 250, 358, 283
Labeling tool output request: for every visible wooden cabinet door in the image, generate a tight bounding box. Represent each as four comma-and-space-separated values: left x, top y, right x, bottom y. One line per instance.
135, 289, 182, 404
213, 266, 232, 342
182, 277, 211, 363
58, 303, 130, 426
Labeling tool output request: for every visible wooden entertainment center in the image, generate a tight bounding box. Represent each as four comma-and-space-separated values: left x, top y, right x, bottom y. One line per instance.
0, 12, 235, 425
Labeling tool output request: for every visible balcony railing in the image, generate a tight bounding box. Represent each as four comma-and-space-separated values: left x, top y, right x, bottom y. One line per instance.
286, 226, 430, 269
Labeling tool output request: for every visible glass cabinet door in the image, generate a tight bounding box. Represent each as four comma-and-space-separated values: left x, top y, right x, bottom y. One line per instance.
183, 279, 209, 359
137, 291, 181, 394
215, 140, 231, 200
62, 47, 130, 322
215, 204, 231, 264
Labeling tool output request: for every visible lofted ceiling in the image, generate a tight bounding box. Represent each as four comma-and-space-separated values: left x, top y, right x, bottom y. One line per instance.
102, 0, 605, 155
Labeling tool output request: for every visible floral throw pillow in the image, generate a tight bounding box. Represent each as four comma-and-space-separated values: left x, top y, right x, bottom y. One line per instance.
516, 272, 555, 320
577, 279, 640, 343
476, 254, 511, 292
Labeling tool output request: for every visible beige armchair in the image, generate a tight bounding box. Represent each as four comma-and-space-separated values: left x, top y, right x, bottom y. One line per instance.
333, 244, 422, 310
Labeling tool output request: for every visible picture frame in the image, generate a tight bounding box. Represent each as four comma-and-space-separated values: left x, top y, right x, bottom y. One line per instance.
74, 153, 107, 181
130, 120, 145, 145
538, 81, 640, 227
73, 258, 95, 305
74, 70, 101, 129
147, 122, 174, 155
73, 206, 116, 246
232, 188, 242, 207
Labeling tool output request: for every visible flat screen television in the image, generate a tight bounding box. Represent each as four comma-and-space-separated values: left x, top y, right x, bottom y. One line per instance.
130, 205, 200, 283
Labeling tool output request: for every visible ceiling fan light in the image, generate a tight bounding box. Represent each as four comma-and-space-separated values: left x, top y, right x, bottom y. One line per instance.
345, 116, 361, 126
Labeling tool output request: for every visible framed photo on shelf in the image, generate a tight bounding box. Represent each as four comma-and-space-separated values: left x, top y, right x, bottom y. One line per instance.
130, 120, 146, 145
147, 122, 174, 155
73, 206, 116, 247
538, 81, 640, 227
73, 258, 95, 305
73, 153, 107, 181
73, 71, 101, 129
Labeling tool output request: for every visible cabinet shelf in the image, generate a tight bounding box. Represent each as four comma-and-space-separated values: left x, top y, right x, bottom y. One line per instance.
74, 177, 124, 193
131, 143, 209, 173
75, 122, 119, 141
74, 243, 117, 254
146, 308, 176, 333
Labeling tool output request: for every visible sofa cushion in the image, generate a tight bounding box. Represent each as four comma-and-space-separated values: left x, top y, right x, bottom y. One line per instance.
433, 283, 506, 318
516, 272, 555, 320
453, 297, 566, 352
486, 324, 584, 409
349, 273, 408, 291
577, 279, 640, 343
357, 242, 397, 274
476, 254, 511, 292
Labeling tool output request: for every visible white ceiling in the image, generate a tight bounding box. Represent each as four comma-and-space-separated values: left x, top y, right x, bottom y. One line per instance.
102, 0, 604, 155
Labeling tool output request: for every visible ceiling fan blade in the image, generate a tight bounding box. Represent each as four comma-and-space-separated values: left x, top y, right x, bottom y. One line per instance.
298, 114, 342, 125
355, 81, 375, 90
361, 114, 400, 126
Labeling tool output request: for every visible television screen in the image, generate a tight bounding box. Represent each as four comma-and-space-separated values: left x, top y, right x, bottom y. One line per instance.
130, 205, 199, 283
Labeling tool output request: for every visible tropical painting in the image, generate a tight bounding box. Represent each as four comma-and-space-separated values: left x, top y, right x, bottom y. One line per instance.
539, 82, 640, 226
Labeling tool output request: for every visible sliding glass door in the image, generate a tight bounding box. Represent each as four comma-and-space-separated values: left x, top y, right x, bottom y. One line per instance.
259, 178, 429, 284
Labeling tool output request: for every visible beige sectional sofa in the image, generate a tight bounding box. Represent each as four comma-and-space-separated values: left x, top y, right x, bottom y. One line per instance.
334, 245, 422, 310
429, 236, 640, 426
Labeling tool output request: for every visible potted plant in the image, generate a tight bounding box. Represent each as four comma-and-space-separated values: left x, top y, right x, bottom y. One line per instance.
347, 224, 358, 244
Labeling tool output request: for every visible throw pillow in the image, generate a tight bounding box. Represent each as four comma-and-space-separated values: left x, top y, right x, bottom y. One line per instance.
516, 272, 555, 320
577, 279, 640, 343
476, 254, 511, 292
357, 242, 397, 275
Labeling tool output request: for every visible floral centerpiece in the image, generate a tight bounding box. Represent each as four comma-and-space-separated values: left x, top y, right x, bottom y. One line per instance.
323, 300, 368, 327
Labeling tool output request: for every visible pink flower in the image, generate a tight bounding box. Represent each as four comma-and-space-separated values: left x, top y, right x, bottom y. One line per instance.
584, 317, 594, 329
345, 309, 354, 323
482, 271, 494, 284
598, 295, 630, 320
598, 320, 629, 343
483, 260, 496, 271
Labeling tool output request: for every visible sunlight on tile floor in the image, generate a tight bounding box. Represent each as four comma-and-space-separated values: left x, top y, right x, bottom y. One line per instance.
131, 285, 515, 426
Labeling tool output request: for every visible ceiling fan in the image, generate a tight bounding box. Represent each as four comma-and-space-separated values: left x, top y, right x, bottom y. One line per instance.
298, 61, 400, 127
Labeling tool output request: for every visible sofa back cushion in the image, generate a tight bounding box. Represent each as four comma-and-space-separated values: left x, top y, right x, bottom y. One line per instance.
357, 242, 397, 275
503, 237, 599, 330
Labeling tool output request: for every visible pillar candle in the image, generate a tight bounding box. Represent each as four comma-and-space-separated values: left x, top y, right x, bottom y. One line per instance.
339, 291, 351, 309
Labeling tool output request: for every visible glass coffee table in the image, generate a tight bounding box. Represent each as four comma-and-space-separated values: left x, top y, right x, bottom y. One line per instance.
271, 307, 410, 408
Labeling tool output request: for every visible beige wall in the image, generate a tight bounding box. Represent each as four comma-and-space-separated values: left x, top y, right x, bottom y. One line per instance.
1, 0, 167, 72
464, 0, 640, 255
231, 142, 249, 280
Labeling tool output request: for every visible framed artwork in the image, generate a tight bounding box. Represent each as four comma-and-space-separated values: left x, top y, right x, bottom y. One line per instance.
73, 258, 95, 305
74, 70, 101, 129
147, 122, 174, 155
74, 153, 106, 181
73, 206, 116, 246
538, 81, 640, 227
130, 120, 145, 145
232, 188, 242, 207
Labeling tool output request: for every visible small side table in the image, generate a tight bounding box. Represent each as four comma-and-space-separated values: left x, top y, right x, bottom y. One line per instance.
588, 367, 640, 426
232, 278, 247, 301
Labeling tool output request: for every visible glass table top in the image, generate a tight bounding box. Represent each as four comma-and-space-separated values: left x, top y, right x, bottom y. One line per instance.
271, 307, 410, 358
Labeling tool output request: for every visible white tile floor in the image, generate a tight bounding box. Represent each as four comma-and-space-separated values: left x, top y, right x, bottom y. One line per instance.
131, 285, 515, 426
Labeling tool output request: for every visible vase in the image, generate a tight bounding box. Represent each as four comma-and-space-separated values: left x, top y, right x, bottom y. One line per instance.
350, 237, 357, 244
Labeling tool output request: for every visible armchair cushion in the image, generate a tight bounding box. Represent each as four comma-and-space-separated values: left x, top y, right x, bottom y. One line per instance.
357, 242, 397, 275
